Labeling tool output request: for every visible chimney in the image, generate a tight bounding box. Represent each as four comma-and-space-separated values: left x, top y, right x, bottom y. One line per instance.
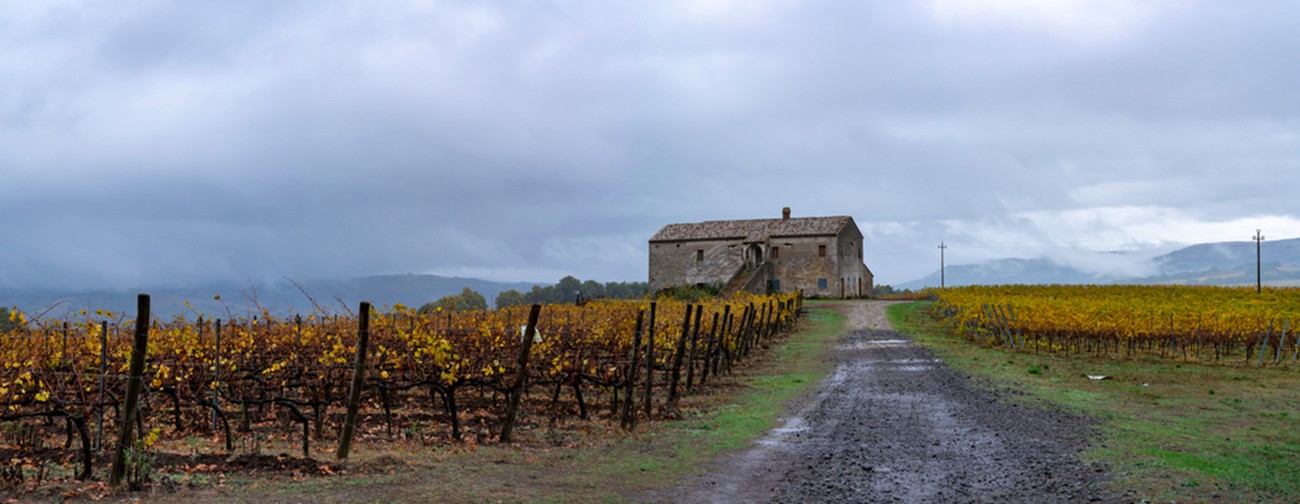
782, 207, 791, 220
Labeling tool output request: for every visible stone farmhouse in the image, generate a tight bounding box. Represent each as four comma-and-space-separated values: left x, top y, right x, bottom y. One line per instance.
648, 208, 873, 298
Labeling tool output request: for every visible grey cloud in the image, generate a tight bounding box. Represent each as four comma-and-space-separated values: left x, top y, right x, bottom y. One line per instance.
1, 0, 1298, 289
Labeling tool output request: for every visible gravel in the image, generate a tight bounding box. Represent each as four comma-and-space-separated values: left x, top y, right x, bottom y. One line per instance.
668, 302, 1118, 503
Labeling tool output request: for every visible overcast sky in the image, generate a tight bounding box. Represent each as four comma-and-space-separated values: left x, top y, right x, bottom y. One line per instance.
2, 0, 1299, 290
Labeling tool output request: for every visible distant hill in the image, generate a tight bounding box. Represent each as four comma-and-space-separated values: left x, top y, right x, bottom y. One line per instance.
1143, 238, 1300, 283
895, 257, 1126, 290
895, 237, 1300, 290
0, 274, 543, 319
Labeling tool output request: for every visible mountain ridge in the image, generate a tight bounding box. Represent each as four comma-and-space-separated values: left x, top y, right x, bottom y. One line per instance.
895, 237, 1300, 290
0, 274, 544, 319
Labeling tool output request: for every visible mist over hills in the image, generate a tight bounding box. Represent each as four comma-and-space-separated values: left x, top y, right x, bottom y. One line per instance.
895, 237, 1300, 290
8, 237, 1296, 318
0, 275, 542, 320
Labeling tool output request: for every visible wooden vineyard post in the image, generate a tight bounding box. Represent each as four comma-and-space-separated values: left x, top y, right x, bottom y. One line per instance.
668, 304, 694, 405
748, 303, 760, 354
685, 306, 703, 390
699, 311, 719, 386
1259, 321, 1272, 367
745, 305, 757, 359
96, 320, 108, 451
620, 310, 645, 430
746, 304, 758, 357
722, 310, 736, 374
736, 305, 750, 358
643, 302, 658, 417
1276, 319, 1289, 365
738, 305, 753, 360
714, 305, 731, 377
110, 294, 150, 488
211, 331, 233, 452
212, 319, 222, 433
500, 304, 542, 443
336, 301, 372, 460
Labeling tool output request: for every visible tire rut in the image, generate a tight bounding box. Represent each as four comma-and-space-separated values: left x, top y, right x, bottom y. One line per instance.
666, 302, 1115, 503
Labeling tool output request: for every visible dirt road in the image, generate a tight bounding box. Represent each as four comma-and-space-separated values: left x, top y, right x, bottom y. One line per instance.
668, 301, 1113, 503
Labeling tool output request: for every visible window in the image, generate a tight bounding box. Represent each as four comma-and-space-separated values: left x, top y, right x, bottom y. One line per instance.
769, 279, 781, 292
696, 249, 704, 262
771, 246, 780, 260
817, 278, 828, 289
818, 244, 827, 257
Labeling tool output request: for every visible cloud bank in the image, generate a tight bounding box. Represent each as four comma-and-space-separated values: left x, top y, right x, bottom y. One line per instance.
1, 1, 1297, 289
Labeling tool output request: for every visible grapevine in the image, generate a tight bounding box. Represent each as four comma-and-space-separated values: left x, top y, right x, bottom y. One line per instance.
929, 285, 1300, 364
0, 292, 802, 485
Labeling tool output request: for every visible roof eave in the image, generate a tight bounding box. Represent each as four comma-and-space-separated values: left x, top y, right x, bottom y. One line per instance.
649, 236, 748, 244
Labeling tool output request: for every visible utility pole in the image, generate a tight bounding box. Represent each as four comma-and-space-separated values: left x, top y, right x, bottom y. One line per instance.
1253, 229, 1265, 293
938, 242, 947, 289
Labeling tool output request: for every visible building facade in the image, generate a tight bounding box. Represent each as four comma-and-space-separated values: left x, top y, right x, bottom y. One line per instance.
648, 208, 874, 298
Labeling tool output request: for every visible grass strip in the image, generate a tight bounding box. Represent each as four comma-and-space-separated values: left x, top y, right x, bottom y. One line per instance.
564, 305, 846, 500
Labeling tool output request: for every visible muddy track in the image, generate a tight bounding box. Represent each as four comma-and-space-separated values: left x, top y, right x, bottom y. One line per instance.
667, 301, 1115, 503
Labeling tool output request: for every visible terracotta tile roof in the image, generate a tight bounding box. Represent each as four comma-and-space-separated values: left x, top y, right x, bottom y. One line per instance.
650, 216, 853, 242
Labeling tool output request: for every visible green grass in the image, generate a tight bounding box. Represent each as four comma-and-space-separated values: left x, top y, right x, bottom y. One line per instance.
889, 301, 1300, 503
563, 306, 845, 492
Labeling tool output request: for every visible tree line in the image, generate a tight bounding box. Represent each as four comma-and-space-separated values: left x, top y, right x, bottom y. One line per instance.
0, 307, 15, 332
494, 276, 647, 308
414, 276, 649, 313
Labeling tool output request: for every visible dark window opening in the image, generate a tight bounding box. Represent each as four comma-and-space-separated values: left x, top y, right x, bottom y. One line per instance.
696, 249, 704, 262
818, 244, 827, 257
817, 278, 828, 289
771, 246, 780, 259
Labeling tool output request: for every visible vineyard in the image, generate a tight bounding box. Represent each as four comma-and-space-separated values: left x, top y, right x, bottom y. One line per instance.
0, 292, 801, 491
929, 285, 1300, 365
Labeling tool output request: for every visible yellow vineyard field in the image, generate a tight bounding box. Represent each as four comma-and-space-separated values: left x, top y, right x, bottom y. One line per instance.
929, 285, 1300, 364
0, 291, 800, 478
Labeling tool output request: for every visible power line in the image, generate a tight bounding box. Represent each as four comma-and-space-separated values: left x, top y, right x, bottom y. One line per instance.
938, 242, 947, 289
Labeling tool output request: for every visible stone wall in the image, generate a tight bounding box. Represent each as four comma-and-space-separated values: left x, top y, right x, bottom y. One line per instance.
834, 225, 873, 298
767, 235, 839, 296
648, 238, 745, 291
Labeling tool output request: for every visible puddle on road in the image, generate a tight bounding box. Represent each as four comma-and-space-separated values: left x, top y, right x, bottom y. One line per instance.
757, 416, 809, 447
755, 361, 859, 449
881, 358, 943, 372
837, 339, 911, 350
749, 333, 945, 455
